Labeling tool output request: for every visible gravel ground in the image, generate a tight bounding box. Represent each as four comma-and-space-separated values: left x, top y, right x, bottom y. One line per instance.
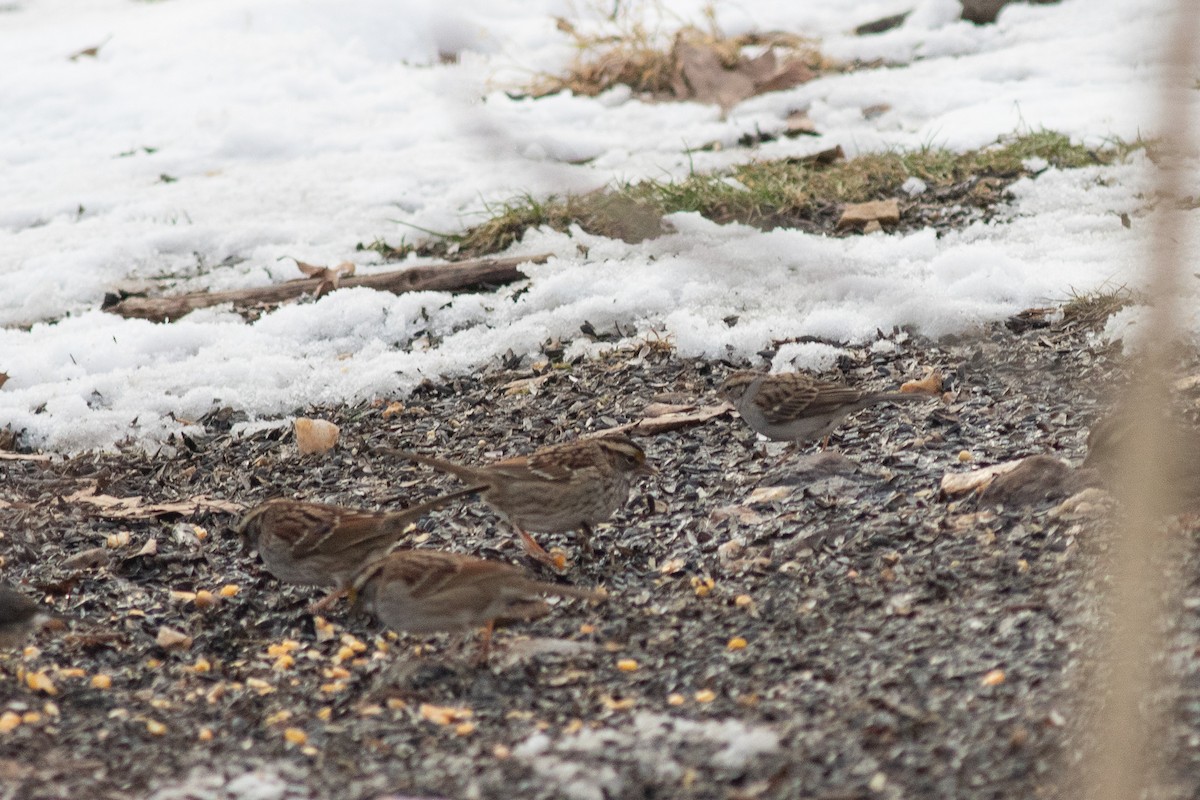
2, 317, 1198, 800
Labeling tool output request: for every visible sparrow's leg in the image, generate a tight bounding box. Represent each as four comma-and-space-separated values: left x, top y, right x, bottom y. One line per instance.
472, 620, 495, 666
517, 529, 568, 572
308, 586, 347, 614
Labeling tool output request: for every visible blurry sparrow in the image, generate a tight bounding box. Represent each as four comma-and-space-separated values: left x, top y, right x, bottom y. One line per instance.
386, 434, 652, 569
353, 549, 605, 662
1084, 412, 1200, 511
236, 488, 482, 611
719, 370, 930, 447
0, 583, 53, 649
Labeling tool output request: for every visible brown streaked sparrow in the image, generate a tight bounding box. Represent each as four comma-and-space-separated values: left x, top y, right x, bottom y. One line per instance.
0, 583, 53, 649
385, 434, 652, 569
719, 370, 931, 447
352, 549, 605, 662
236, 488, 483, 612
1084, 412, 1200, 512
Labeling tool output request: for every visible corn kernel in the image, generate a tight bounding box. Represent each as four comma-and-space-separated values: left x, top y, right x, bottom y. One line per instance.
25, 671, 57, 695
320, 682, 346, 694
691, 576, 715, 597
284, 728, 307, 745
0, 712, 21, 733
272, 655, 295, 671
146, 719, 166, 735
981, 669, 1006, 687
734, 595, 753, 607
265, 710, 292, 726
667, 693, 686, 706
601, 696, 635, 711
191, 658, 211, 673
198, 727, 214, 742
579, 624, 595, 635
455, 722, 476, 736
56, 668, 86, 679
694, 689, 717, 703
20, 712, 41, 725
218, 584, 240, 598
727, 637, 748, 651
616, 659, 638, 672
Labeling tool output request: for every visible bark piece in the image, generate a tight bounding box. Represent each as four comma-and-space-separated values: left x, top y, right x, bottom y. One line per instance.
837, 198, 901, 230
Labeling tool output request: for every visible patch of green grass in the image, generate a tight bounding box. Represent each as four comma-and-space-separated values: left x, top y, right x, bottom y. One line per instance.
367, 131, 1146, 261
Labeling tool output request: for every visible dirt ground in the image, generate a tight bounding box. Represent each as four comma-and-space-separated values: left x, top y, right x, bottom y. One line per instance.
2, 317, 1198, 800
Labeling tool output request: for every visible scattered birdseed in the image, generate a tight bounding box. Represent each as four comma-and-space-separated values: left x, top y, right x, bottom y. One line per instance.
691, 576, 715, 597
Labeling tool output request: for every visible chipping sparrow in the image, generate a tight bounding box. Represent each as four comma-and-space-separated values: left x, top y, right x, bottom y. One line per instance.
0, 583, 53, 649
236, 488, 482, 611
353, 549, 604, 662
385, 434, 652, 569
719, 369, 930, 447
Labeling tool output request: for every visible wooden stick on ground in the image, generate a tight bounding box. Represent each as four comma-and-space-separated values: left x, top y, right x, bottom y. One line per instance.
104, 252, 553, 322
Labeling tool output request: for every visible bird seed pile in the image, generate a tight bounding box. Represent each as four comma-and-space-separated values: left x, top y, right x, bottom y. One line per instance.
1, 318, 1199, 800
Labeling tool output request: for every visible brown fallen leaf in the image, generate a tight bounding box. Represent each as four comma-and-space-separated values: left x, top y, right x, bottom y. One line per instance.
784, 109, 818, 136
940, 460, 1024, 497
63, 481, 244, 519
68, 36, 111, 61
709, 505, 766, 525
641, 402, 697, 418
837, 198, 901, 230
901, 369, 943, 395
0, 372, 8, 390
588, 403, 733, 437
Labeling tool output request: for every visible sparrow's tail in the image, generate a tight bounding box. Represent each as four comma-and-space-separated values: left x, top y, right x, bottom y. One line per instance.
380, 447, 486, 484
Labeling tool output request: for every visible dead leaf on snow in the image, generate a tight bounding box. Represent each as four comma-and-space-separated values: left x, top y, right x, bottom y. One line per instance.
287, 258, 356, 298
784, 109, 818, 136
68, 36, 111, 61
669, 29, 818, 112
0, 372, 8, 390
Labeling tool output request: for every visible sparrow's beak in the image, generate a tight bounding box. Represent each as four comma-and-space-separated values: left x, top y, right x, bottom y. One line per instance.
638, 463, 658, 477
